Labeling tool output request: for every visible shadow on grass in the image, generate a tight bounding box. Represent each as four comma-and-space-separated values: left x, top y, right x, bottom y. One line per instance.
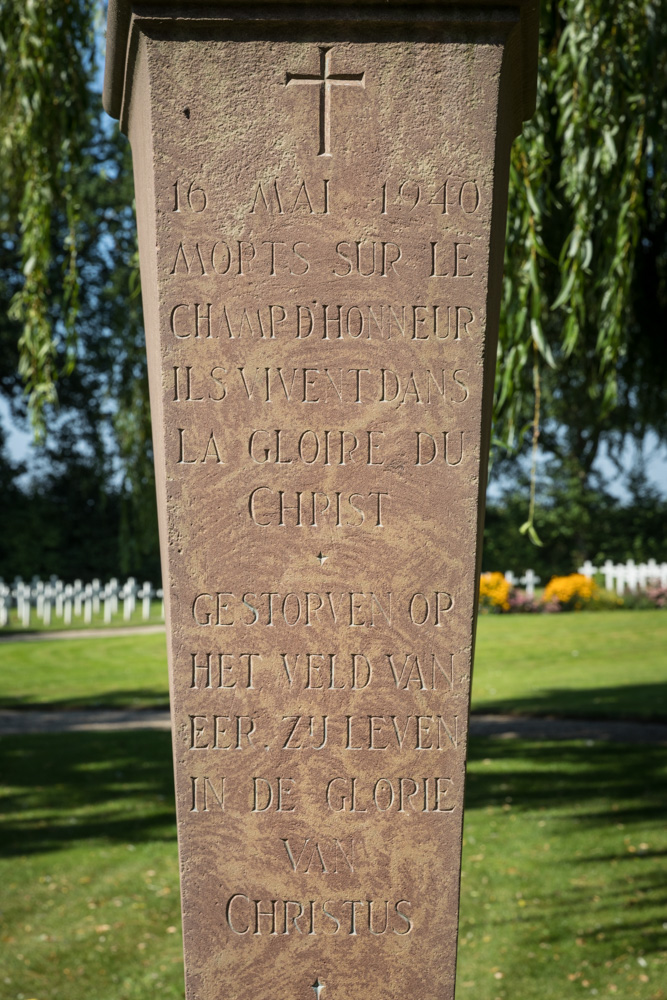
472, 681, 667, 722
0, 690, 170, 710
464, 737, 667, 959
1, 731, 664, 847
1, 731, 665, 967
465, 737, 666, 822
2, 681, 666, 720
0, 731, 176, 856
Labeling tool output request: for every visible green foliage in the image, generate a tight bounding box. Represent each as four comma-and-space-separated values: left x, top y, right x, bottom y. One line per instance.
112, 252, 159, 577
498, 0, 667, 466
0, 83, 159, 579
0, 0, 96, 437
484, 466, 667, 576
0, 424, 159, 582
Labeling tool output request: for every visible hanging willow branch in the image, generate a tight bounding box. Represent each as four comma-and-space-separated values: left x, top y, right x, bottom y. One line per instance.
519, 346, 544, 546
0, 0, 95, 438
496, 0, 666, 465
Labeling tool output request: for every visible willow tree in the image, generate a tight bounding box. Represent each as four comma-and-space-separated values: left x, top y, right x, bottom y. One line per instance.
499, 0, 667, 539
0, 0, 96, 436
2, 0, 666, 534
0, 0, 157, 573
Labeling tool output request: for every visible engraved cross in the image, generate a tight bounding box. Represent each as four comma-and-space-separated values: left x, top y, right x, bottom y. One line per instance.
285, 47, 365, 156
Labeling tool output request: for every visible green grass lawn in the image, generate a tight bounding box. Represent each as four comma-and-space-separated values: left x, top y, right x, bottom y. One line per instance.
0, 732, 664, 1000
1, 610, 665, 719
0, 634, 169, 709
0, 732, 181, 1000
473, 610, 667, 721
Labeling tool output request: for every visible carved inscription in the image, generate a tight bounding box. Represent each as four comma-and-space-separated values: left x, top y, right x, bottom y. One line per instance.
188, 649, 460, 691
380, 178, 481, 215
167, 115, 482, 949
167, 238, 476, 279
281, 837, 355, 874
225, 896, 413, 936
172, 365, 472, 403
190, 590, 456, 627
250, 178, 330, 215
169, 304, 476, 341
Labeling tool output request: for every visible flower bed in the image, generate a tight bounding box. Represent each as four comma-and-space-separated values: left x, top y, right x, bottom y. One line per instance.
479, 572, 667, 613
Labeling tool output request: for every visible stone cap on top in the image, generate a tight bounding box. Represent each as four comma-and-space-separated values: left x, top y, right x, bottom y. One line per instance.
104, 0, 538, 129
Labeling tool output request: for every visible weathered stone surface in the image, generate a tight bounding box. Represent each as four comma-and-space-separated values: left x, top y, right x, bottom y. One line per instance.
104, 4, 537, 998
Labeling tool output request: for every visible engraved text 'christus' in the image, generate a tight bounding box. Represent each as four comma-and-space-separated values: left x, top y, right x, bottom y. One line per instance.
225, 896, 413, 936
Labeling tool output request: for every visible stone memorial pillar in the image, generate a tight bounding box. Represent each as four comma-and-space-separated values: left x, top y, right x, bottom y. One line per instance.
104, 3, 537, 997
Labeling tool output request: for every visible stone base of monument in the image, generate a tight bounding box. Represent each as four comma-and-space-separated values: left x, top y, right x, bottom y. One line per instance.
104, 2, 538, 998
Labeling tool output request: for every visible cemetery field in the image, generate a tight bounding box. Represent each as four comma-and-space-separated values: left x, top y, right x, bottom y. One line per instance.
1, 610, 665, 719
0, 731, 664, 1000
0, 602, 164, 634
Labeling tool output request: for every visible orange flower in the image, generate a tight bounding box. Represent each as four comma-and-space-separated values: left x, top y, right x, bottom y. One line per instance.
542, 573, 597, 610
479, 572, 511, 612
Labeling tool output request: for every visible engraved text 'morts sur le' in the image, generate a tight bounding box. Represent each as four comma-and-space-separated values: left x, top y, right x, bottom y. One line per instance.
167, 239, 474, 278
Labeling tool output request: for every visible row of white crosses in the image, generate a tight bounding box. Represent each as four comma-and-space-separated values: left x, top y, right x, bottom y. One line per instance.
503, 569, 541, 597
0, 576, 164, 629
578, 558, 667, 595
503, 560, 667, 597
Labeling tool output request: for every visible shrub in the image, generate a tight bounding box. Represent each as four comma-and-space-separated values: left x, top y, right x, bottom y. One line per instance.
646, 587, 667, 608
508, 589, 540, 613
590, 588, 625, 611
478, 572, 666, 614
621, 587, 667, 610
542, 573, 598, 611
